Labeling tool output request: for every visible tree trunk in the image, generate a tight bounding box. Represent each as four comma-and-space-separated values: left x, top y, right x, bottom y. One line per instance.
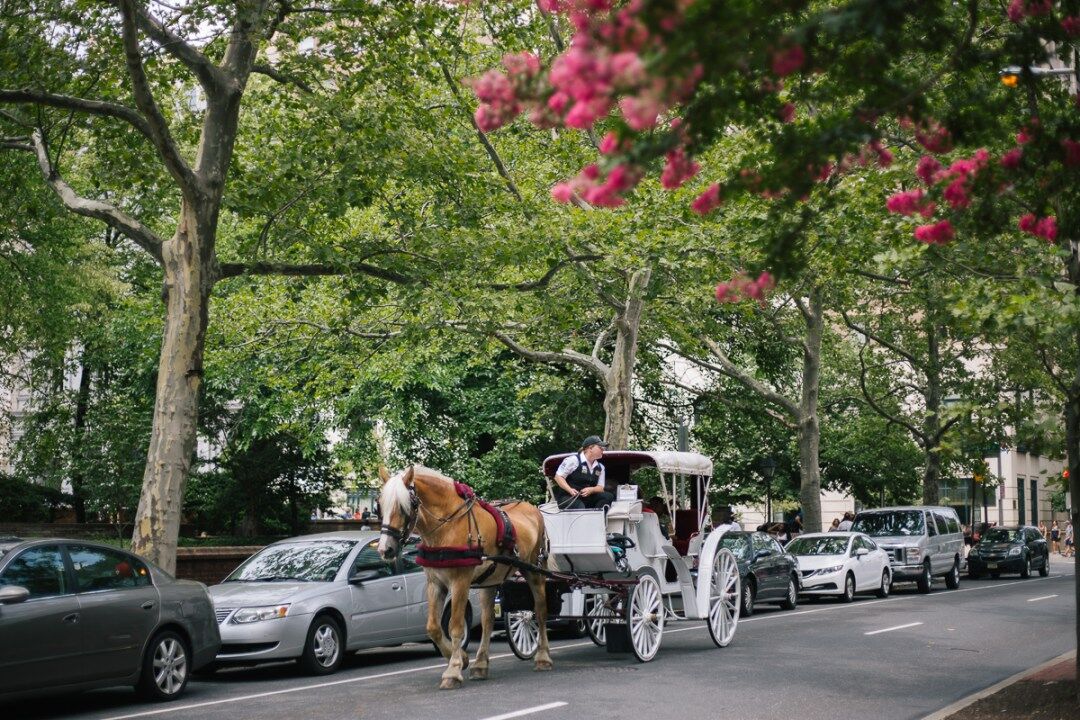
130, 201, 213, 574
922, 316, 942, 505
797, 289, 823, 532
70, 353, 92, 523
602, 267, 650, 450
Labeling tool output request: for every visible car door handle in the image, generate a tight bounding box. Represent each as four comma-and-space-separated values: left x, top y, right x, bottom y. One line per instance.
141, 601, 155, 610
62, 613, 80, 624
391, 583, 401, 591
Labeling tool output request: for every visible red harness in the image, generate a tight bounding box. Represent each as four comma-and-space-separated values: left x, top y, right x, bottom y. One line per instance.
416, 482, 518, 568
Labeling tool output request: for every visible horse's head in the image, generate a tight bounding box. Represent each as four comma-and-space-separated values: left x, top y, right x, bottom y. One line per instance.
377, 465, 417, 561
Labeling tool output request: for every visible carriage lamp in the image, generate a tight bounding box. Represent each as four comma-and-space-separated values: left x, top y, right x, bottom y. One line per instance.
232, 604, 291, 623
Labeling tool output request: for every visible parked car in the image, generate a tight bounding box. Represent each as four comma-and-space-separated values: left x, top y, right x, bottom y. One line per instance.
0, 537, 219, 703
851, 506, 963, 593
208, 531, 479, 675
716, 531, 800, 616
785, 532, 892, 601
967, 525, 1050, 579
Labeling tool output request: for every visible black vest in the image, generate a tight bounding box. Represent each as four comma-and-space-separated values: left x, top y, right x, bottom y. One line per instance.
565, 454, 603, 492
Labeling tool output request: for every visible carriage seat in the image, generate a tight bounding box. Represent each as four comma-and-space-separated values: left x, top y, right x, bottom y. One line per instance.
604, 499, 642, 523
634, 511, 671, 559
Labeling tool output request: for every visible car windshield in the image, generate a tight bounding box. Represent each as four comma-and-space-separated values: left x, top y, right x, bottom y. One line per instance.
786, 536, 850, 556
719, 535, 749, 557
852, 511, 925, 537
225, 541, 355, 582
982, 529, 1020, 543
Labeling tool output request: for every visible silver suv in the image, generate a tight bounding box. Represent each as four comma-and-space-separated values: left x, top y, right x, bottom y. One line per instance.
851, 506, 963, 593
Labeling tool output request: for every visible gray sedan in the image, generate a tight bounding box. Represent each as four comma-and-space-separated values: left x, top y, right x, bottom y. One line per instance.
208, 531, 479, 675
0, 537, 220, 702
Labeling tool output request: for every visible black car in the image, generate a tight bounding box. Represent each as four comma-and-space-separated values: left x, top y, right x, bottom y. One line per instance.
717, 531, 800, 616
967, 526, 1050, 579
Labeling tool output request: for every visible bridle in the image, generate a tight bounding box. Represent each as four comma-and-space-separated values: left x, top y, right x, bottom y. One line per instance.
380, 486, 420, 547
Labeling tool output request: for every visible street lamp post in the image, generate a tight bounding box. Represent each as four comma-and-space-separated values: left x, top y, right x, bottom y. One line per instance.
758, 456, 778, 524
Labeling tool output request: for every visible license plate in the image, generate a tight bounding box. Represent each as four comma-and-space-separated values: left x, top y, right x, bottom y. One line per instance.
494, 603, 502, 619
987, 562, 998, 569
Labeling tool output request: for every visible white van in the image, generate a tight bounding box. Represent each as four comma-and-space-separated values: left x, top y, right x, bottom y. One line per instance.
850, 506, 963, 593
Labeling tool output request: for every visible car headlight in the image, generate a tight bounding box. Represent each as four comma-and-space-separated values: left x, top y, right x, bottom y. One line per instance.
1007, 547, 1022, 557
810, 565, 845, 577
905, 547, 922, 563
232, 604, 291, 623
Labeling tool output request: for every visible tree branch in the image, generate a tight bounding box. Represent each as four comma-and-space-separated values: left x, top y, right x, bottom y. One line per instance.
251, 63, 314, 94
493, 331, 607, 379
0, 89, 155, 141
117, 0, 198, 191
216, 260, 412, 284
25, 130, 163, 262
121, 0, 226, 92
856, 342, 926, 444
483, 253, 601, 291
842, 310, 924, 370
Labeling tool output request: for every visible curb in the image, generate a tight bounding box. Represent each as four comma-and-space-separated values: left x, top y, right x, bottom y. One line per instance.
920, 649, 1078, 720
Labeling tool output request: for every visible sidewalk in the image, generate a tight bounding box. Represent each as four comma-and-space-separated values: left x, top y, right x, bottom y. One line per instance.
923, 650, 1077, 720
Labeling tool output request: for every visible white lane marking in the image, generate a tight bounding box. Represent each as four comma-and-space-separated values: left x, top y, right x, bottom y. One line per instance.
478, 701, 568, 720
1026, 594, 1058, 602
864, 621, 923, 636
96, 572, 1072, 720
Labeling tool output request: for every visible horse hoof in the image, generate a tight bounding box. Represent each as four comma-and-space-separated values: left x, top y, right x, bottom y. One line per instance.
533, 660, 553, 672
439, 677, 463, 690
469, 667, 489, 681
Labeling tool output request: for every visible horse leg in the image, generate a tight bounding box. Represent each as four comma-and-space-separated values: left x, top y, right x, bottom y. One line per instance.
426, 580, 454, 660
468, 586, 496, 680
527, 571, 553, 671
438, 572, 472, 689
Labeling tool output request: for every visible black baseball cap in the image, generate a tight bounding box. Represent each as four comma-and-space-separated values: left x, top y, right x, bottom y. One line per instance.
580, 435, 609, 449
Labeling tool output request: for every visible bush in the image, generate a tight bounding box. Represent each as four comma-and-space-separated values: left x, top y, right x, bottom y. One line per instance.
0, 473, 71, 521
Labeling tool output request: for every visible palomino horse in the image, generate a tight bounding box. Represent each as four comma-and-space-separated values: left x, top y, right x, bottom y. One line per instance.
376, 465, 553, 689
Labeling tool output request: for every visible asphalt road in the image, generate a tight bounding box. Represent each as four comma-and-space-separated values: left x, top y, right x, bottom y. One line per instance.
5, 559, 1076, 720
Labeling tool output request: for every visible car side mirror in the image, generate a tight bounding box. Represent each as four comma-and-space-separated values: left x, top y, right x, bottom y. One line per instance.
348, 569, 385, 585
754, 549, 772, 560
0, 585, 30, 605
855, 548, 870, 557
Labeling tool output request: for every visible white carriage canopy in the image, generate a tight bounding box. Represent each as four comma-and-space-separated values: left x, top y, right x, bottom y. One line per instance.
541, 450, 716, 550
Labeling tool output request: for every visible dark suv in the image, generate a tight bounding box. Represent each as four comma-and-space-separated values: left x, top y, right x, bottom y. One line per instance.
967, 526, 1050, 579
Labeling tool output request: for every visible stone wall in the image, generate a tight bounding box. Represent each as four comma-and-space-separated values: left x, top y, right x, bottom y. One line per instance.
174, 547, 263, 585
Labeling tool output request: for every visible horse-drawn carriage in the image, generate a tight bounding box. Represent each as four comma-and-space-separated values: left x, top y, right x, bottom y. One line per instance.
499, 450, 742, 663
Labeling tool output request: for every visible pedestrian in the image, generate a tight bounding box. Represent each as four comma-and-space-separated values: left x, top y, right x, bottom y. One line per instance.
645, 496, 671, 539
1064, 521, 1074, 558
837, 511, 854, 532
552, 435, 615, 510
1037, 520, 1047, 539
1050, 520, 1060, 554
361, 506, 371, 522
828, 518, 840, 532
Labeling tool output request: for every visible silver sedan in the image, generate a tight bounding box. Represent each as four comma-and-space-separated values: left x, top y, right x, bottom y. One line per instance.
208, 531, 479, 675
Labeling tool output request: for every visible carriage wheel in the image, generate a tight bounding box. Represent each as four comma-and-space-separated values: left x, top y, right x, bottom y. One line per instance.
585, 593, 619, 647
627, 571, 664, 662
707, 547, 741, 648
505, 610, 539, 660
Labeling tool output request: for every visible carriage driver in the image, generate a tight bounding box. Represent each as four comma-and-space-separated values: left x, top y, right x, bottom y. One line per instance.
553, 435, 615, 510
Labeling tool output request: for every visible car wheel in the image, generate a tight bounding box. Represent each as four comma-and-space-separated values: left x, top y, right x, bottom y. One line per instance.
741, 579, 755, 617
916, 561, 932, 594
1020, 556, 1031, 579
840, 573, 855, 603
439, 603, 472, 652
137, 630, 190, 701
945, 558, 960, 589
299, 614, 344, 676
1038, 554, 1049, 577
779, 576, 798, 610
875, 569, 891, 598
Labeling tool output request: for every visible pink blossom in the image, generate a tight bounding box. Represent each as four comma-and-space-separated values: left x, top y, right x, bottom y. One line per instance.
619, 93, 665, 131
1063, 16, 1080, 37
565, 97, 609, 129
943, 178, 971, 209
771, 45, 806, 77
599, 132, 620, 155
551, 183, 574, 203
1000, 147, 1023, 169
471, 70, 515, 105
536, 0, 561, 12
691, 183, 722, 215
475, 104, 507, 132
1009, 0, 1051, 22
610, 51, 646, 86
502, 51, 541, 78
1063, 139, 1080, 167
745, 271, 776, 300
1017, 126, 1035, 144
778, 102, 796, 123
914, 220, 955, 245
715, 282, 736, 303
886, 188, 926, 216
1019, 213, 1038, 233
1019, 214, 1058, 241
915, 120, 953, 154
660, 148, 700, 189
916, 155, 942, 184
869, 139, 893, 167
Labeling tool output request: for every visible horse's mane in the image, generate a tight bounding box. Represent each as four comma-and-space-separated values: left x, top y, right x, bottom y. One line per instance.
380, 465, 453, 517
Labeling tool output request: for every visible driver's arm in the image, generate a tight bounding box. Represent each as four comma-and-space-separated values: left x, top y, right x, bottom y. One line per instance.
554, 473, 578, 496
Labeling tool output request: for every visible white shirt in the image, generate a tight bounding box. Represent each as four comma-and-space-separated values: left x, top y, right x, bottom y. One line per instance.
837, 520, 853, 531
716, 521, 740, 533
555, 453, 605, 488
